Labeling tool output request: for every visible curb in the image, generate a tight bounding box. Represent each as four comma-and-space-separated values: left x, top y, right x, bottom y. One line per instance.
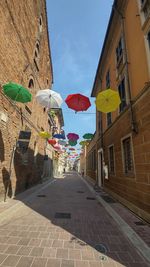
78, 173, 150, 263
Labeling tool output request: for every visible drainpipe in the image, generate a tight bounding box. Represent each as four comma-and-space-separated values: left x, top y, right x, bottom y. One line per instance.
112, 4, 138, 133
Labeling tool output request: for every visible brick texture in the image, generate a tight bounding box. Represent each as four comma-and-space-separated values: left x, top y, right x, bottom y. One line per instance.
0, 0, 53, 200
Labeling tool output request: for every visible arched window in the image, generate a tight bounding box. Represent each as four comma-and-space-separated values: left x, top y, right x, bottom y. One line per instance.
28, 78, 34, 89
34, 41, 40, 71
39, 15, 43, 32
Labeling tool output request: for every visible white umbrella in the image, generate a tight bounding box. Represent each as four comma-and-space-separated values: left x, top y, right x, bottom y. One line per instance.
36, 89, 63, 108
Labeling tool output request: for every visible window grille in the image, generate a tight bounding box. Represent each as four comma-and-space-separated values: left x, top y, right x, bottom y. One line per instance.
118, 78, 127, 112
116, 38, 123, 63
122, 137, 134, 174
108, 146, 115, 174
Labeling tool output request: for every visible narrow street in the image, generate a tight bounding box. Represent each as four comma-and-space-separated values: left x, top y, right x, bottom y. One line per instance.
0, 172, 149, 267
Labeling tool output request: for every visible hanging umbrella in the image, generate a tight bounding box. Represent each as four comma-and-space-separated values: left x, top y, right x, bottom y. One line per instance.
69, 140, 77, 146
79, 140, 90, 146
3, 82, 32, 103
67, 133, 79, 140
58, 140, 67, 146
36, 89, 63, 108
53, 134, 65, 139
53, 144, 62, 150
65, 93, 91, 112
95, 89, 121, 113
69, 148, 75, 151
83, 133, 93, 139
39, 131, 51, 139
48, 139, 56, 145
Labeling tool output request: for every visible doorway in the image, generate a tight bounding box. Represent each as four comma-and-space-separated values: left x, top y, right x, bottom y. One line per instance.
98, 149, 103, 187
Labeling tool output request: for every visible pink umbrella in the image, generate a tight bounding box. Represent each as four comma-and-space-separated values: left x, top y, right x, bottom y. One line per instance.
53, 144, 62, 151
67, 133, 79, 140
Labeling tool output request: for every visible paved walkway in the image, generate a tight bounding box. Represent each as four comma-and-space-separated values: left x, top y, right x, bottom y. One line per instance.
0, 172, 149, 267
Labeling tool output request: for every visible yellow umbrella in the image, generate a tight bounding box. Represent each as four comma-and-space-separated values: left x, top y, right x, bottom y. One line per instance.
95, 89, 121, 113
39, 131, 51, 139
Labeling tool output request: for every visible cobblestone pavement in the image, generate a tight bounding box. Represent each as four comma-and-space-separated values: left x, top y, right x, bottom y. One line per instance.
0, 172, 149, 267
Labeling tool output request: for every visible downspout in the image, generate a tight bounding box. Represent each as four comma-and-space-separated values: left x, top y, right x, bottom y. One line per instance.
112, 4, 138, 133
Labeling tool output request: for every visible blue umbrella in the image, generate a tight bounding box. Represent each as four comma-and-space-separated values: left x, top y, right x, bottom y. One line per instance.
53, 134, 65, 139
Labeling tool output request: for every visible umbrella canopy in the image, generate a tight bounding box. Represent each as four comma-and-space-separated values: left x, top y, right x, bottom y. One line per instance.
95, 89, 121, 113
53, 144, 62, 151
58, 140, 67, 146
83, 133, 93, 140
39, 131, 51, 139
79, 140, 89, 146
36, 89, 63, 108
3, 82, 32, 103
48, 139, 56, 145
69, 148, 75, 151
69, 140, 77, 146
53, 134, 65, 139
65, 93, 91, 112
67, 133, 79, 140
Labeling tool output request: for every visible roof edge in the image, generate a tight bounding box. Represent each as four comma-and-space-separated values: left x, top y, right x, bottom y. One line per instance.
44, 0, 54, 84
91, 0, 116, 97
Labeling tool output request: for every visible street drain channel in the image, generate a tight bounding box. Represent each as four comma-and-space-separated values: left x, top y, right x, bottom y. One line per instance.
55, 212, 71, 219
100, 195, 116, 203
86, 197, 96, 200
134, 221, 146, 226
37, 195, 46, 197
94, 243, 108, 254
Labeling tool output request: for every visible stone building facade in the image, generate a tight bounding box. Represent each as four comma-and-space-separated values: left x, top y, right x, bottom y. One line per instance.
87, 0, 150, 222
0, 0, 53, 200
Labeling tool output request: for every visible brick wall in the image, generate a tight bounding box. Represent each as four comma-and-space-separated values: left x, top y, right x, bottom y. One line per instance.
103, 86, 150, 222
0, 0, 53, 200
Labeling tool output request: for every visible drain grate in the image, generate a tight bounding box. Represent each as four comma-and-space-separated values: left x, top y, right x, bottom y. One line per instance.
86, 197, 96, 200
99, 255, 108, 261
37, 195, 46, 197
55, 212, 71, 219
77, 191, 85, 193
94, 243, 107, 254
134, 221, 146, 226
101, 195, 116, 203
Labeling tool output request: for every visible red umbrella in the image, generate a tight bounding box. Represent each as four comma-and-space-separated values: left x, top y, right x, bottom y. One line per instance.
65, 93, 91, 112
48, 139, 57, 145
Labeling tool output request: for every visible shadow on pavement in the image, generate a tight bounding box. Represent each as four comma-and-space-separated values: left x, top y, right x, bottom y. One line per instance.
8, 171, 149, 266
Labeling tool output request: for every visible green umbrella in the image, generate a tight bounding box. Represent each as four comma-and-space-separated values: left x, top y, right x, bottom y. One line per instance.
3, 82, 32, 103
83, 133, 93, 139
79, 140, 90, 146
69, 140, 77, 146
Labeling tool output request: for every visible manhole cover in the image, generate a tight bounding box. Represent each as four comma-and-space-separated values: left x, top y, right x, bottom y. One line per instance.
134, 221, 146, 226
55, 212, 71, 219
99, 255, 108, 261
101, 195, 116, 203
86, 197, 96, 200
77, 191, 85, 193
37, 195, 46, 197
94, 244, 107, 254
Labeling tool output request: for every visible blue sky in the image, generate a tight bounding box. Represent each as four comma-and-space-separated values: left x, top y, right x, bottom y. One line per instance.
46, 0, 113, 147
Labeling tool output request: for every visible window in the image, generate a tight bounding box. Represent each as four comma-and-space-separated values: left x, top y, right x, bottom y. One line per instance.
141, 0, 150, 20
105, 70, 112, 126
108, 145, 115, 174
116, 38, 123, 64
34, 41, 40, 71
28, 78, 34, 89
107, 113, 112, 126
98, 111, 102, 134
39, 15, 43, 32
106, 70, 110, 88
118, 78, 127, 112
122, 137, 134, 174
